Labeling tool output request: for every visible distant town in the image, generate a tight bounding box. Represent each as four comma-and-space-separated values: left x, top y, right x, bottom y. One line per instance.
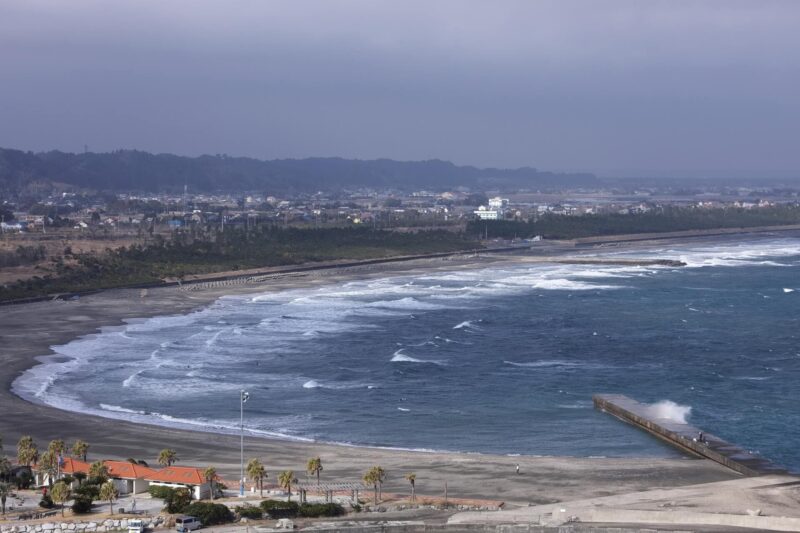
1, 146, 800, 302
3, 181, 800, 236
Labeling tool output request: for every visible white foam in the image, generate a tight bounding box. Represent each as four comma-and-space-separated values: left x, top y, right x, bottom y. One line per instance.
99, 403, 146, 415
302, 379, 371, 390
390, 349, 444, 365
784, 288, 795, 293
504, 360, 580, 368
453, 320, 482, 330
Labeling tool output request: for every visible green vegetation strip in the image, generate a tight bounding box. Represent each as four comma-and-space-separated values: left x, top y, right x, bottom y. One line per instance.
468, 205, 800, 240
0, 226, 478, 302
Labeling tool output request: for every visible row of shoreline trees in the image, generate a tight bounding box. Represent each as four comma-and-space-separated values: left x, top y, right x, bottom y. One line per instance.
0, 225, 478, 302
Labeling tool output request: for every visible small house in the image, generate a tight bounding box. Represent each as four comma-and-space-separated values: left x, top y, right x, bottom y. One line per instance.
146, 466, 211, 500
104, 460, 157, 495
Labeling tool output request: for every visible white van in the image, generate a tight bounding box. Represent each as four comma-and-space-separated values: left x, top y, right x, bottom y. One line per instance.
175, 516, 202, 532
128, 520, 145, 533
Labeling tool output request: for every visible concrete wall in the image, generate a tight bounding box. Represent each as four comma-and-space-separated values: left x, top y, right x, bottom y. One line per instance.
0, 517, 163, 533
582, 508, 800, 532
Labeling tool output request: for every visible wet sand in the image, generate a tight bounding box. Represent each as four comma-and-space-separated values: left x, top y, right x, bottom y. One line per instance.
0, 252, 740, 506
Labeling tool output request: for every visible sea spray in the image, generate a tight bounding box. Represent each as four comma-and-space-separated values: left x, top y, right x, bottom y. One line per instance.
642, 400, 692, 424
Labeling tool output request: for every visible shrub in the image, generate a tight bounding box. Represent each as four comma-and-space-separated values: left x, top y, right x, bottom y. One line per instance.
148, 485, 193, 513
297, 503, 346, 518
86, 475, 107, 486
15, 470, 33, 489
164, 488, 192, 514
39, 494, 54, 509
71, 495, 93, 514
183, 502, 233, 525
148, 485, 176, 499
75, 483, 100, 499
235, 504, 263, 519
259, 499, 299, 519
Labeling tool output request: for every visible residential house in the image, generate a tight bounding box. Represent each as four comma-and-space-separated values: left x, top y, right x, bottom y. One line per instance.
33, 457, 90, 487
104, 460, 157, 495
145, 466, 211, 500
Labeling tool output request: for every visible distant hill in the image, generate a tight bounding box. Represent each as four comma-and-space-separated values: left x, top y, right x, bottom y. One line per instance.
0, 147, 597, 194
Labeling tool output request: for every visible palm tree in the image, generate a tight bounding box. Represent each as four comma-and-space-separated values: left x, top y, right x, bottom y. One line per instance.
48, 440, 66, 456
306, 457, 323, 486
363, 466, 386, 505
99, 481, 118, 515
246, 458, 267, 497
0, 456, 10, 481
38, 450, 58, 487
203, 467, 217, 500
0, 482, 11, 515
89, 461, 109, 482
157, 449, 178, 467
71, 440, 90, 462
51, 481, 71, 517
277, 471, 296, 501
17, 436, 38, 466
404, 473, 416, 502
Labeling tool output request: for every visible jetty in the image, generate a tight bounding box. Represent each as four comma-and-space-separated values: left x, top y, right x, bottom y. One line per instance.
593, 394, 788, 476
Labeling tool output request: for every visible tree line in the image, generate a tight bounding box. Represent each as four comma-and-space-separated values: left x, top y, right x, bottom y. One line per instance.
0, 226, 479, 301
468, 204, 800, 240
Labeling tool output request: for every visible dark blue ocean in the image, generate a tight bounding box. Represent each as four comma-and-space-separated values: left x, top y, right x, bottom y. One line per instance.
15, 237, 800, 469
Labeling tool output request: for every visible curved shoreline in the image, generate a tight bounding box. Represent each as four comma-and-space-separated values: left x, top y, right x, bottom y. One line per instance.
8, 251, 689, 452
0, 241, 770, 502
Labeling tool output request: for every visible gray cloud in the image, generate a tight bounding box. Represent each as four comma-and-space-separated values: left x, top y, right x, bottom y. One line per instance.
1, 0, 799, 178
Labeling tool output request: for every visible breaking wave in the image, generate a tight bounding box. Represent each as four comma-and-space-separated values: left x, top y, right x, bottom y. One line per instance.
390, 349, 444, 365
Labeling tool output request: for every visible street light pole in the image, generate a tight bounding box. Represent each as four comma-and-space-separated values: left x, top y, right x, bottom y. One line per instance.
240, 389, 249, 497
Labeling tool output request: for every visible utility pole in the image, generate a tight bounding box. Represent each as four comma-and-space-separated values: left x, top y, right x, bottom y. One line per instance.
240, 389, 250, 497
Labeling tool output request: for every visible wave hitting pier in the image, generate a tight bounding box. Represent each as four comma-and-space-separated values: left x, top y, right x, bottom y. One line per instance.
593, 394, 788, 476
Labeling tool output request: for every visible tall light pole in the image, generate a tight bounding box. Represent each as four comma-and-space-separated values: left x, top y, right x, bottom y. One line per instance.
240, 389, 250, 497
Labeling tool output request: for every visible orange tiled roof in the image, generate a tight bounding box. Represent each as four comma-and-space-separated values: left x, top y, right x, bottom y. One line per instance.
31, 457, 91, 474
103, 460, 158, 479
63, 457, 91, 474
146, 466, 206, 485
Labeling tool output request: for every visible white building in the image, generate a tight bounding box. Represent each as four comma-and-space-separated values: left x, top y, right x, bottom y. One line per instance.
473, 205, 500, 220
488, 197, 509, 210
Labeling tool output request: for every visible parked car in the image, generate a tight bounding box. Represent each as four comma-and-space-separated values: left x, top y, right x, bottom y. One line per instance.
175, 516, 202, 532
128, 519, 145, 533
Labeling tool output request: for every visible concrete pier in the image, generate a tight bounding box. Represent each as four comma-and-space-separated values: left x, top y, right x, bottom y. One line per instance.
594, 394, 788, 476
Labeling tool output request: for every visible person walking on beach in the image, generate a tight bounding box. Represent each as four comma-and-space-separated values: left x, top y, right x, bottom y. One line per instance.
515, 464, 520, 475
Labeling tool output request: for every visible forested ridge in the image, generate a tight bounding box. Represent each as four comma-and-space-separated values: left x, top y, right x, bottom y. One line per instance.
0, 147, 597, 193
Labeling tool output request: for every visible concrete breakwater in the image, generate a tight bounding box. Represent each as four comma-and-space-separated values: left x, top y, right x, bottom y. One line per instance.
511, 257, 686, 267
0, 518, 162, 533
593, 394, 788, 476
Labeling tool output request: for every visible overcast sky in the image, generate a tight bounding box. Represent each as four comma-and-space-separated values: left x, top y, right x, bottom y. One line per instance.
1, 1, 799, 178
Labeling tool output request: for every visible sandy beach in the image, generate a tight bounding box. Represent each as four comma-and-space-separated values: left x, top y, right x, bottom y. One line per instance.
0, 245, 753, 512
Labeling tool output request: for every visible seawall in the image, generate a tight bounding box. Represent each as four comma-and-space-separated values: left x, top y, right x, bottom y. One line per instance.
593, 394, 788, 476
